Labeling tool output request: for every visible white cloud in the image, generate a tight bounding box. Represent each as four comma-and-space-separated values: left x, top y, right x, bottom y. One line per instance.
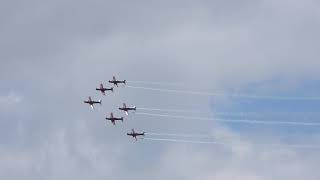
0, 0, 320, 179
0, 92, 22, 106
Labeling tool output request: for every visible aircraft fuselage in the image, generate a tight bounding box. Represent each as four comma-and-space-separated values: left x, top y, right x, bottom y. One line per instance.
84, 101, 100, 105
106, 117, 123, 121
109, 80, 126, 86
119, 107, 136, 111
96, 88, 113, 92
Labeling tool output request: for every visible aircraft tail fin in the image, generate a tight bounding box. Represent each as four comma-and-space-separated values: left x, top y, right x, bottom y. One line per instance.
124, 80, 126, 85
99, 100, 102, 105
133, 106, 136, 111
111, 87, 114, 92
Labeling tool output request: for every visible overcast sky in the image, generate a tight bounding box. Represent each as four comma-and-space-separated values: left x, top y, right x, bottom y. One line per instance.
1, 0, 320, 179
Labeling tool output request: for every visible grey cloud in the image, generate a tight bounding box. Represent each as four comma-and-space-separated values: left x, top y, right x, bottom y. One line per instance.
1, 0, 320, 179
0, 92, 22, 105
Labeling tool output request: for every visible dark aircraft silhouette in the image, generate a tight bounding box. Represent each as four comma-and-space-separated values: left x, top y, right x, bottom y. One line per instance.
96, 83, 113, 95
84, 96, 101, 109
127, 129, 145, 141
106, 113, 123, 125
108, 76, 126, 87
119, 103, 136, 115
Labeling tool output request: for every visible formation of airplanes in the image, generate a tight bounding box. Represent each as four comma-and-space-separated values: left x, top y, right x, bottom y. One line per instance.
84, 76, 145, 141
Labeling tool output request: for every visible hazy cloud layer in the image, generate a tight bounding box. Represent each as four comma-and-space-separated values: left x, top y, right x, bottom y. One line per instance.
1, 0, 320, 179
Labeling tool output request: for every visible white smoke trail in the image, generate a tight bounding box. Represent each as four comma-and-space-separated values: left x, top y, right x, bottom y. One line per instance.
127, 85, 320, 100
136, 112, 320, 126
138, 108, 279, 117
142, 137, 320, 149
145, 132, 214, 138
138, 108, 320, 119
143, 137, 227, 145
137, 108, 269, 118
138, 107, 202, 113
127, 85, 224, 96
126, 81, 183, 86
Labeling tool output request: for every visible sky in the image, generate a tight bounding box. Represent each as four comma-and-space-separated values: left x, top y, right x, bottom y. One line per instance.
1, 0, 320, 179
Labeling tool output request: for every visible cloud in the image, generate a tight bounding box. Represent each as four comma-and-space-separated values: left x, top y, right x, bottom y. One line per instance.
0, 92, 22, 106
151, 126, 320, 180
0, 0, 320, 179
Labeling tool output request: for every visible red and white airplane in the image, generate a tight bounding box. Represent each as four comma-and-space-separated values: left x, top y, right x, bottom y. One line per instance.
84, 96, 101, 109
108, 76, 126, 87
105, 113, 123, 125
96, 83, 113, 95
127, 129, 145, 141
118, 103, 136, 115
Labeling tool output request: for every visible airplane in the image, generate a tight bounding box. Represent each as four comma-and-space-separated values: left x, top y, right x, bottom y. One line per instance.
119, 103, 136, 115
84, 96, 101, 109
127, 128, 145, 141
108, 76, 126, 87
105, 113, 123, 125
96, 83, 113, 95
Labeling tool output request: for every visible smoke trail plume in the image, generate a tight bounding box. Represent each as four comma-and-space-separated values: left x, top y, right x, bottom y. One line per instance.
136, 112, 320, 126
127, 85, 320, 100
138, 107, 202, 113
127, 80, 183, 86
143, 137, 320, 149
145, 132, 214, 138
